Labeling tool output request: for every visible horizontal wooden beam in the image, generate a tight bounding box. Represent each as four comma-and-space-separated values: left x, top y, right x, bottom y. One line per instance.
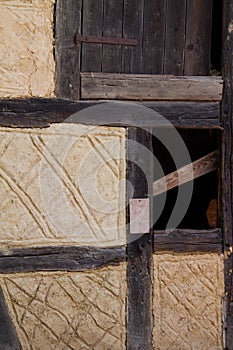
0, 246, 125, 274
154, 229, 222, 253
81, 73, 223, 101
0, 99, 221, 128
153, 150, 220, 196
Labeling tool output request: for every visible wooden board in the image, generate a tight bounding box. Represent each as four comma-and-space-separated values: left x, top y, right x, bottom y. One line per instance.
102, 0, 123, 73
82, 0, 104, 72
55, 0, 82, 100
122, 0, 144, 74
222, 1, 233, 347
184, 0, 213, 75
154, 229, 222, 253
153, 150, 220, 196
81, 73, 223, 101
0, 99, 221, 128
142, 0, 166, 74
126, 127, 153, 349
0, 246, 125, 274
164, 0, 187, 75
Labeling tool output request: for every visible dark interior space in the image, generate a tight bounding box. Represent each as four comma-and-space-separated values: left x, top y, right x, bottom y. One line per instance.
211, 0, 223, 73
153, 129, 219, 231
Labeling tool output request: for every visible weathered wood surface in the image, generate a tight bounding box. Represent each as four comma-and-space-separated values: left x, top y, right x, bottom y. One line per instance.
122, 0, 144, 74
0, 246, 125, 274
55, 0, 82, 100
222, 1, 233, 348
0, 288, 22, 349
184, 0, 213, 75
81, 73, 223, 101
153, 150, 220, 197
0, 99, 221, 128
102, 0, 123, 73
163, 0, 187, 75
154, 229, 222, 253
127, 127, 153, 349
142, 0, 166, 74
82, 0, 103, 72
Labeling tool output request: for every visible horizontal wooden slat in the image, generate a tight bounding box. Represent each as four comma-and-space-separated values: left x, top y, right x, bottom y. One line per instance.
153, 150, 220, 196
0, 246, 125, 273
0, 99, 221, 128
81, 73, 223, 101
154, 229, 222, 253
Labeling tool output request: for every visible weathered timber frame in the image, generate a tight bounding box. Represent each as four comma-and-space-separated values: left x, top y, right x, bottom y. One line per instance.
222, 1, 233, 348
126, 127, 153, 349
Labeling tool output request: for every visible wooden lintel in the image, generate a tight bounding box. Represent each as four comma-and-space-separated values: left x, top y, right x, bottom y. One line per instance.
0, 99, 220, 128
81, 73, 223, 101
154, 229, 222, 253
0, 246, 125, 273
153, 150, 219, 197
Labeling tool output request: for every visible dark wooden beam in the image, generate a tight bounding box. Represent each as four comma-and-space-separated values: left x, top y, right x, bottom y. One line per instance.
0, 246, 125, 274
222, 1, 233, 348
126, 127, 153, 350
55, 0, 82, 100
0, 99, 221, 128
154, 229, 222, 253
0, 287, 22, 349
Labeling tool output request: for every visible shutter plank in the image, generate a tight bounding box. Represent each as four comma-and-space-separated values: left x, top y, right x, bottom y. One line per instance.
55, 0, 82, 100
164, 0, 187, 75
122, 0, 144, 73
142, 0, 167, 74
82, 0, 104, 72
184, 0, 213, 75
102, 0, 123, 73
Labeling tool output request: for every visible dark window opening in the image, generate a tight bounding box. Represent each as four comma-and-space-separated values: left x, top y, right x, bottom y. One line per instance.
211, 0, 223, 73
153, 129, 220, 231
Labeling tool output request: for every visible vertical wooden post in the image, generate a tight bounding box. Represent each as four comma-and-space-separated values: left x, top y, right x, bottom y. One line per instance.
126, 127, 153, 350
222, 1, 233, 348
55, 0, 82, 100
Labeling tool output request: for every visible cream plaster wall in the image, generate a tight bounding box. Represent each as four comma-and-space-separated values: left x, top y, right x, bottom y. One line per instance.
0, 124, 126, 249
0, 0, 55, 97
0, 263, 127, 349
153, 253, 224, 350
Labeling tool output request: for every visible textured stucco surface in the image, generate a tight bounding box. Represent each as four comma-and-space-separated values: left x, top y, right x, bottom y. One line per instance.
0, 0, 55, 97
0, 263, 126, 349
153, 253, 224, 350
0, 124, 126, 248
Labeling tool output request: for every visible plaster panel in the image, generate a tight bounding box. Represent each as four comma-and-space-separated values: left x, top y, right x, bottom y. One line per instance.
0, 0, 55, 97
0, 124, 126, 248
153, 253, 224, 350
0, 263, 126, 349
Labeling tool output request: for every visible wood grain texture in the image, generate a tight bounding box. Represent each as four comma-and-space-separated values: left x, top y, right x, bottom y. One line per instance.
122, 0, 144, 73
0, 287, 22, 349
142, 0, 166, 74
222, 1, 233, 348
184, 0, 213, 75
126, 127, 153, 350
82, 0, 104, 72
0, 99, 220, 128
0, 246, 125, 274
153, 150, 220, 196
154, 229, 222, 253
55, 0, 82, 100
81, 73, 223, 101
102, 0, 123, 73
164, 0, 187, 75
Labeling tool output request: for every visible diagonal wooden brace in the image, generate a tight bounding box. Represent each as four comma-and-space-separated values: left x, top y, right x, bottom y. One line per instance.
153, 150, 220, 197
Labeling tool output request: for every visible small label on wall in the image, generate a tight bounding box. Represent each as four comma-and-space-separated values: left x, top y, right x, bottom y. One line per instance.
129, 198, 150, 234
